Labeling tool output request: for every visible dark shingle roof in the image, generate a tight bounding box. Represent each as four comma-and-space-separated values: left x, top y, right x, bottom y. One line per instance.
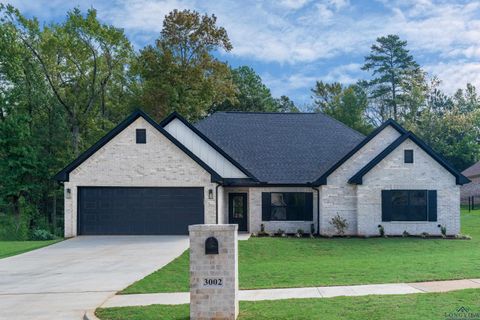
195, 112, 365, 184
463, 161, 480, 178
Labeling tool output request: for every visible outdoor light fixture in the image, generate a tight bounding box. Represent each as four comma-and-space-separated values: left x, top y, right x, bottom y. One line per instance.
66, 188, 71, 199
208, 189, 214, 199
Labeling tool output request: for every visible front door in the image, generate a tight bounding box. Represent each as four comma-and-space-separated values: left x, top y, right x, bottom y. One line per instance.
229, 193, 248, 232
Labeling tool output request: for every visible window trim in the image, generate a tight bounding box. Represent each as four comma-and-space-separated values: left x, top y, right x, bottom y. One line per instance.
404, 149, 414, 163
382, 189, 435, 222
136, 128, 146, 144
263, 192, 313, 222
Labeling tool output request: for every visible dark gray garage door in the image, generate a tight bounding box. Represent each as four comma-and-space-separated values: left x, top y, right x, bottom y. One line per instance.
78, 187, 204, 235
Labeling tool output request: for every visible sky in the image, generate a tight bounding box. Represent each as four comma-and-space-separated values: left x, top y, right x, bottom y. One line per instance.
8, 0, 480, 107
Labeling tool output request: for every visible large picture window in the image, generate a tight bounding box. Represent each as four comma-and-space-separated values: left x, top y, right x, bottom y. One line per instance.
382, 190, 437, 222
262, 192, 313, 221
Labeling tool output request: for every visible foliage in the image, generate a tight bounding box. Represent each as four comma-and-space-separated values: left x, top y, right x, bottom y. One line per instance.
377, 225, 385, 237
361, 34, 423, 123
133, 9, 236, 121
329, 214, 349, 236
274, 95, 299, 112
30, 229, 56, 241
311, 81, 373, 134
214, 66, 277, 112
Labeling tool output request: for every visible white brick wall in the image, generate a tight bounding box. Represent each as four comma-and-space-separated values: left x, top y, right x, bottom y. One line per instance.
320, 125, 401, 235
357, 139, 460, 236
64, 117, 218, 237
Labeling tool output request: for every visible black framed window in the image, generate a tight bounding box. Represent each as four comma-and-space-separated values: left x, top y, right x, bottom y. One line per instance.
262, 192, 313, 221
404, 149, 414, 163
382, 190, 437, 222
136, 129, 146, 144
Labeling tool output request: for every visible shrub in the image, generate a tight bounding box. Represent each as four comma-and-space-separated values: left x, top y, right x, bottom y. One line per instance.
0, 214, 29, 240
421, 232, 429, 238
260, 224, 265, 232
455, 234, 472, 240
310, 223, 315, 235
377, 225, 385, 237
329, 214, 349, 236
438, 224, 447, 238
295, 229, 304, 238
402, 230, 410, 238
30, 229, 56, 241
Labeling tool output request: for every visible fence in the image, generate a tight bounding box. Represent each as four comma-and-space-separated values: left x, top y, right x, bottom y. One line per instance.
461, 195, 479, 211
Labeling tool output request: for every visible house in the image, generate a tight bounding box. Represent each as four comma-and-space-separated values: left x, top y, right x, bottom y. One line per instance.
461, 161, 480, 204
54, 110, 470, 237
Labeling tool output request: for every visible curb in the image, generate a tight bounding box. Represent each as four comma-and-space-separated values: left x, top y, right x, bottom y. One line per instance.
83, 310, 100, 320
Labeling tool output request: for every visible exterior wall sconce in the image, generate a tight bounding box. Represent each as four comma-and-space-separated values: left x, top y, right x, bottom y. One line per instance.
66, 188, 71, 199
208, 189, 214, 199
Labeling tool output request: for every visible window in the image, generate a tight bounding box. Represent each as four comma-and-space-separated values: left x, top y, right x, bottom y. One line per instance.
136, 129, 146, 144
404, 149, 414, 163
262, 192, 313, 221
382, 190, 437, 222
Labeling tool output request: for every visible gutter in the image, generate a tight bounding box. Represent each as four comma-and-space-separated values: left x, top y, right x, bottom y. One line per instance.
215, 183, 221, 224
312, 187, 320, 236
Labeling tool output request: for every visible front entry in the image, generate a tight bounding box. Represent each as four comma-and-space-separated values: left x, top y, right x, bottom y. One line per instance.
228, 193, 248, 232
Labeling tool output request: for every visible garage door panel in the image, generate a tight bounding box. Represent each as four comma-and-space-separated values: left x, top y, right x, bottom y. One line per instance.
78, 187, 204, 235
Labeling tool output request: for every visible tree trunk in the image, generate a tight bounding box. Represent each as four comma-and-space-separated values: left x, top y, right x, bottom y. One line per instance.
12, 195, 21, 233
71, 120, 80, 156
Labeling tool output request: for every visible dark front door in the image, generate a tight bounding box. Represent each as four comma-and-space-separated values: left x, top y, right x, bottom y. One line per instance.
78, 187, 204, 235
229, 193, 248, 232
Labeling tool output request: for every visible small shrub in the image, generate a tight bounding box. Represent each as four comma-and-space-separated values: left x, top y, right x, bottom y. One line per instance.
260, 224, 265, 232
438, 224, 447, 238
377, 225, 385, 237
251, 232, 258, 237
421, 232, 429, 239
276, 229, 286, 237
297, 229, 304, 235
455, 234, 472, 240
329, 214, 349, 236
30, 229, 56, 241
402, 230, 410, 238
310, 223, 315, 235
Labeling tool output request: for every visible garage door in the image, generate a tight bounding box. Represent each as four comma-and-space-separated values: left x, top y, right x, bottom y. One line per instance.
78, 187, 204, 235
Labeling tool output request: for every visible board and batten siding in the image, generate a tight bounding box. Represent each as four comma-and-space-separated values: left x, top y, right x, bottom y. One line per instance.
164, 118, 248, 178
64, 117, 218, 237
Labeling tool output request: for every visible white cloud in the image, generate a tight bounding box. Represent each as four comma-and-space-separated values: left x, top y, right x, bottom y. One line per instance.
426, 62, 480, 94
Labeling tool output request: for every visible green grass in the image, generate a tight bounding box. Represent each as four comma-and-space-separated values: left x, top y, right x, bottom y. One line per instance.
122, 209, 480, 294
97, 288, 480, 320
0, 240, 61, 259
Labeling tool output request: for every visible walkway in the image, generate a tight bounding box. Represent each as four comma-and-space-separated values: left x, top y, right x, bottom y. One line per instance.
102, 278, 480, 308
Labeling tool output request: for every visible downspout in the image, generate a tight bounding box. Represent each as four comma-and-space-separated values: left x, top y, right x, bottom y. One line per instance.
312, 187, 320, 236
215, 183, 221, 224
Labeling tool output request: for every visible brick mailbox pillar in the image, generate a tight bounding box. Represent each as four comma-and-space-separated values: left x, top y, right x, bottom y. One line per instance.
189, 224, 239, 320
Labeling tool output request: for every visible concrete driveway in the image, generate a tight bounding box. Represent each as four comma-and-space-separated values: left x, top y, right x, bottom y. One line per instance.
0, 236, 189, 320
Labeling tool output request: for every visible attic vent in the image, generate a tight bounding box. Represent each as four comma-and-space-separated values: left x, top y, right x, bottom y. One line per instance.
404, 149, 413, 163
136, 129, 146, 144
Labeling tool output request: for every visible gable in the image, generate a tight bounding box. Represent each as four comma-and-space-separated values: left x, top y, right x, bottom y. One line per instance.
54, 110, 221, 182
349, 132, 470, 185
161, 114, 252, 179
313, 119, 407, 185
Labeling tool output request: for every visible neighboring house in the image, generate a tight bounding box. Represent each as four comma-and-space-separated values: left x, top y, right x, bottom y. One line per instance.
54, 110, 470, 237
461, 161, 480, 203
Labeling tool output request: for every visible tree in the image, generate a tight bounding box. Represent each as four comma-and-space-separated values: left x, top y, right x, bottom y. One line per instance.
1, 5, 133, 155
311, 81, 373, 134
214, 66, 278, 112
362, 34, 423, 123
274, 95, 299, 113
134, 9, 236, 121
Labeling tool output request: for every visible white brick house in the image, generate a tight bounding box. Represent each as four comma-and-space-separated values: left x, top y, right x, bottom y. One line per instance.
55, 110, 469, 237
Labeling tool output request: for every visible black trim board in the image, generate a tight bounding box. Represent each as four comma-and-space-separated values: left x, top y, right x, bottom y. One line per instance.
160, 112, 258, 181
54, 109, 222, 182
313, 119, 407, 185
349, 132, 470, 185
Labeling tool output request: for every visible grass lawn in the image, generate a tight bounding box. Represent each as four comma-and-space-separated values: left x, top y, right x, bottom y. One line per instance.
0, 240, 61, 259
122, 209, 480, 294
97, 288, 480, 320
